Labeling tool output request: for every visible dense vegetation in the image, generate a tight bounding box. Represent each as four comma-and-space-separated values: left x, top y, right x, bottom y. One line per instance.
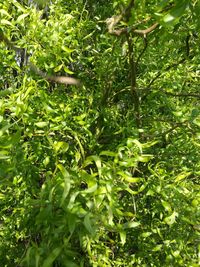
0, 0, 200, 266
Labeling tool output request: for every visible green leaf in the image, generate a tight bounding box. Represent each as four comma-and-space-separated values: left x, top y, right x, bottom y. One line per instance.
61, 45, 74, 53
100, 150, 116, 157
0, 150, 10, 159
117, 171, 142, 183
127, 138, 143, 153
11, 0, 27, 12
67, 213, 77, 234
54, 64, 63, 72
119, 231, 126, 245
41, 247, 62, 267
137, 154, 153, 162
152, 244, 163, 252
175, 172, 191, 183
119, 158, 137, 167
57, 164, 71, 205
0, 124, 12, 137
164, 211, 178, 225
0, 9, 12, 18
193, 117, 200, 126
81, 183, 97, 194
43, 156, 50, 166
63, 66, 74, 74
0, 19, 13, 26
16, 13, 29, 23
83, 213, 95, 235
161, 200, 172, 212
163, 1, 188, 24
83, 155, 102, 177
122, 221, 140, 229
53, 141, 69, 153
35, 122, 48, 128
62, 260, 79, 267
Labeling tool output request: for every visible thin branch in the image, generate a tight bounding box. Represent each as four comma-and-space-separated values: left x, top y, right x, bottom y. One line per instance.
29, 63, 81, 86
159, 121, 189, 138
163, 91, 200, 99
133, 23, 159, 37
185, 34, 190, 57
106, 0, 158, 37
136, 36, 148, 67
142, 34, 191, 98
0, 31, 81, 86
127, 34, 141, 128
107, 21, 159, 37
123, 0, 135, 21
0, 31, 22, 53
141, 57, 186, 101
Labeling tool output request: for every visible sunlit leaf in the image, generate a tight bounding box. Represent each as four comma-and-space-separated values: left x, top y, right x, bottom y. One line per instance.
81, 183, 97, 194
152, 244, 163, 252
61, 45, 74, 53
54, 64, 63, 72
16, 13, 29, 23
164, 211, 178, 225
0, 150, 10, 159
119, 231, 126, 245
175, 172, 191, 183
0, 9, 12, 18
163, 1, 188, 24
11, 0, 28, 12
127, 138, 142, 153
0, 19, 13, 26
63, 66, 74, 74
35, 122, 48, 128
122, 221, 140, 229
100, 150, 116, 157
161, 200, 172, 212
53, 141, 69, 153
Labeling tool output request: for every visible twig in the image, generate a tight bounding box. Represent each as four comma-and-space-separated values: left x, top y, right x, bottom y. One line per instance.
163, 91, 200, 99
136, 36, 148, 67
142, 34, 191, 99
141, 57, 186, 101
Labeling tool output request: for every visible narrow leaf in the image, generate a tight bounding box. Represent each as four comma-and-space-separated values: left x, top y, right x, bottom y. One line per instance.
57, 164, 71, 205
42, 247, 62, 267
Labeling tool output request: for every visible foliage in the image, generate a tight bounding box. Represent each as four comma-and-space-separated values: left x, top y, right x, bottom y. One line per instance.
0, 0, 200, 266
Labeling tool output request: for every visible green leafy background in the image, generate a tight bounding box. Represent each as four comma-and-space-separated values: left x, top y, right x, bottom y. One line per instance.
0, 0, 199, 266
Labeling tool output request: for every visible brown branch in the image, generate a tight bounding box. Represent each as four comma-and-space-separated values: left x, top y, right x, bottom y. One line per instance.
107, 21, 159, 37
133, 23, 159, 37
106, 0, 158, 37
29, 63, 81, 86
0, 31, 80, 86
